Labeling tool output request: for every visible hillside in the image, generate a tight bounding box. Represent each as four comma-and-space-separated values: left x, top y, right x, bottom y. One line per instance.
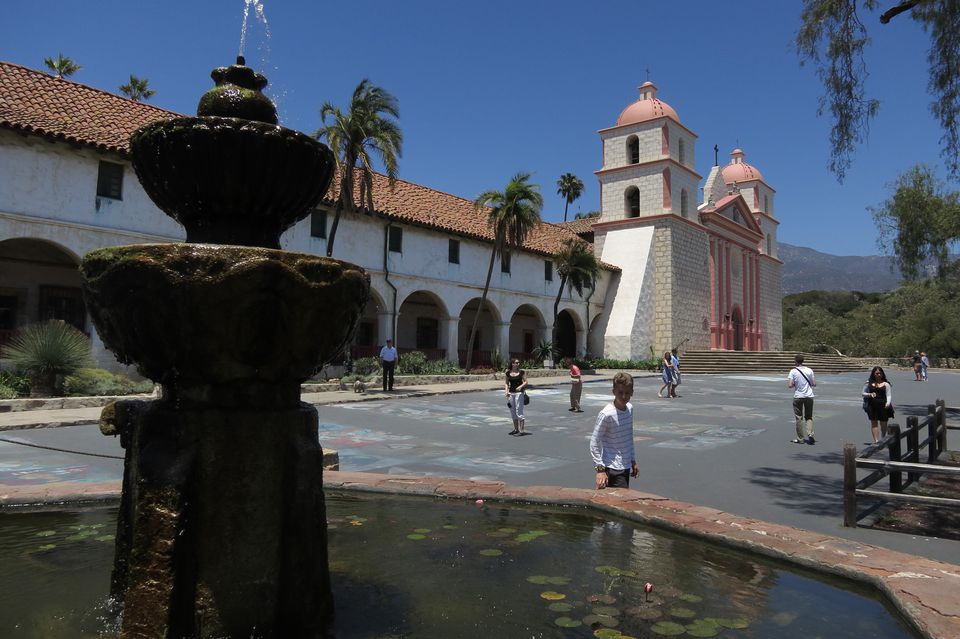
778, 242, 902, 294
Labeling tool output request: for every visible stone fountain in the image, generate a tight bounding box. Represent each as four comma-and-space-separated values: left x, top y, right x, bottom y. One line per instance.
80, 57, 368, 637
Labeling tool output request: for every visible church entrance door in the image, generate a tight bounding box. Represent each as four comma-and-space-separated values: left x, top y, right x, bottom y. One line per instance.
732, 307, 744, 351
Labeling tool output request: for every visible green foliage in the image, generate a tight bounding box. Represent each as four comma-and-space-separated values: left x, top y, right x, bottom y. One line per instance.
352, 357, 381, 376
573, 210, 600, 220
0, 384, 16, 400
62, 368, 153, 397
797, 1, 960, 181
520, 359, 539, 370
574, 357, 659, 370
119, 74, 155, 102
397, 350, 428, 374
43, 53, 81, 78
783, 268, 960, 356
489, 348, 505, 373
870, 164, 960, 281
468, 367, 495, 375
2, 321, 91, 378
421, 359, 463, 375
531, 339, 557, 363
556, 172, 585, 222
0, 370, 30, 396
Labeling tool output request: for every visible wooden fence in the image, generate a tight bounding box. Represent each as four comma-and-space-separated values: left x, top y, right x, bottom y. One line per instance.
843, 399, 960, 526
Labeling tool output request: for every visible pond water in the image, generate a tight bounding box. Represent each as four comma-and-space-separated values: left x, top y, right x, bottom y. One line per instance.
0, 492, 916, 638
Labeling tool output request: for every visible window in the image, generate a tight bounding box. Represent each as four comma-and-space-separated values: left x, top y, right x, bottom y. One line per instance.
626, 135, 639, 164
448, 238, 460, 264
96, 161, 124, 200
764, 194, 769, 213
416, 317, 439, 349
680, 189, 688, 218
625, 187, 640, 218
310, 210, 327, 238
678, 138, 686, 165
501, 251, 511, 274
388, 226, 403, 253
545, 260, 553, 282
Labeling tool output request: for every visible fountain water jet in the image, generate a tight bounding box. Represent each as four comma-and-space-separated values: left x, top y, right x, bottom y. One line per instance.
81, 57, 368, 637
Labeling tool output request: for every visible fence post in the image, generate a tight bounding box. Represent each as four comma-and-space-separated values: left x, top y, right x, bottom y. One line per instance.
928, 404, 938, 463
888, 423, 902, 493
906, 416, 919, 484
843, 443, 858, 527
937, 398, 947, 453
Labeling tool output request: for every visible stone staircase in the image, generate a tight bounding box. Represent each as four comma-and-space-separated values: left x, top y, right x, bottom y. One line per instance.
679, 351, 869, 374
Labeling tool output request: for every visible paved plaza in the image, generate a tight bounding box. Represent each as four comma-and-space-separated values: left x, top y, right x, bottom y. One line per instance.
0, 368, 957, 566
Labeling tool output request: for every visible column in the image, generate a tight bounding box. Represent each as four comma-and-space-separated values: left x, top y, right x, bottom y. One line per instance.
443, 316, 459, 363
709, 238, 718, 349
496, 321, 511, 362
377, 311, 394, 345
575, 329, 586, 359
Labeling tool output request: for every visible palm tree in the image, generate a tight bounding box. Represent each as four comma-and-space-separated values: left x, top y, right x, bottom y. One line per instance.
44, 53, 81, 79
574, 210, 600, 220
556, 173, 584, 223
119, 75, 156, 102
466, 172, 543, 371
552, 238, 600, 353
315, 78, 403, 257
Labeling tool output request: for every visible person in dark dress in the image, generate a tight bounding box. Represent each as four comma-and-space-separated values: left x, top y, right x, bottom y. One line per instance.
862, 366, 894, 444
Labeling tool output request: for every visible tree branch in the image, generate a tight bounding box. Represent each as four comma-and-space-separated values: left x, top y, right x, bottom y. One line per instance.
880, 1, 920, 24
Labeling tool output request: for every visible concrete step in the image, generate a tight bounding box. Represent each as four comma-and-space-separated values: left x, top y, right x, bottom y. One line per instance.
679, 351, 868, 374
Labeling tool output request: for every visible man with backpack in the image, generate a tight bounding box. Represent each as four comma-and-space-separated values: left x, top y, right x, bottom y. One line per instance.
787, 354, 816, 445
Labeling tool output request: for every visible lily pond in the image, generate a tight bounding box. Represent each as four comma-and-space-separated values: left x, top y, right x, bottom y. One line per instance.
0, 491, 916, 638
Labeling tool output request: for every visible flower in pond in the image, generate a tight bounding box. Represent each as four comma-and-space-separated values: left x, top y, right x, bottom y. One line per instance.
644, 582, 654, 594
475, 499, 484, 505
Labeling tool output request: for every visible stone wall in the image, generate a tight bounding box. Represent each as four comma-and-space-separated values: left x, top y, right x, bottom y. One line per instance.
652, 219, 711, 352
759, 256, 783, 350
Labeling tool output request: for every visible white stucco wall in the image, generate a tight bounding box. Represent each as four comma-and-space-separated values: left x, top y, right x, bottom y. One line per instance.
596, 225, 656, 360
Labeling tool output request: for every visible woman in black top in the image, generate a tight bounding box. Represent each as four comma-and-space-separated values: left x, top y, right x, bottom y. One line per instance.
862, 366, 894, 444
503, 358, 528, 436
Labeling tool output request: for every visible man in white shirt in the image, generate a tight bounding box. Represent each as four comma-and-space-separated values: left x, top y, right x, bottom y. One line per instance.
787, 354, 816, 445
379, 339, 398, 391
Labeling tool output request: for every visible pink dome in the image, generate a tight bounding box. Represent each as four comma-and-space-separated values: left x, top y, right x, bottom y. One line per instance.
616, 82, 680, 126
721, 148, 764, 183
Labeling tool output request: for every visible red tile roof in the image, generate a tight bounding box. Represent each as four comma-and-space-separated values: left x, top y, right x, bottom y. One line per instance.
554, 218, 598, 236
0, 60, 177, 155
0, 60, 614, 268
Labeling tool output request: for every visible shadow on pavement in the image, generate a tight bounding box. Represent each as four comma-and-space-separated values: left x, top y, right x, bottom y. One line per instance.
747, 466, 842, 517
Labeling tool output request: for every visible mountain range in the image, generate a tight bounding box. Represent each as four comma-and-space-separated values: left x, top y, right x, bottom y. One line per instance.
778, 242, 903, 294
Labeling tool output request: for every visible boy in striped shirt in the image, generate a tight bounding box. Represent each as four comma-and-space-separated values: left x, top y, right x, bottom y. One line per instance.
589, 372, 639, 489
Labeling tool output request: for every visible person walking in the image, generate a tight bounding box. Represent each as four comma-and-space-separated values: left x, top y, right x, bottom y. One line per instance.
669, 348, 681, 398
658, 351, 675, 398
379, 338, 398, 392
912, 350, 923, 381
567, 359, 583, 412
862, 366, 894, 444
503, 358, 528, 436
590, 372, 639, 489
920, 352, 930, 381
787, 354, 816, 445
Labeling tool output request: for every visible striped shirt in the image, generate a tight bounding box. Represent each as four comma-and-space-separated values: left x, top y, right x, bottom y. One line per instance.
589, 402, 635, 471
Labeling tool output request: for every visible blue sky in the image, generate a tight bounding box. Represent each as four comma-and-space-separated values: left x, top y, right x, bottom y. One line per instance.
3, 0, 950, 256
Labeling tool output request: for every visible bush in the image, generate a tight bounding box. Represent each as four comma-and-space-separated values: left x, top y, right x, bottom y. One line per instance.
489, 348, 505, 373
0, 384, 16, 400
575, 357, 659, 370
421, 359, 463, 375
468, 367, 495, 375
0, 370, 30, 396
63, 368, 154, 397
352, 357, 381, 376
520, 359, 539, 370
397, 351, 428, 375
2, 321, 92, 396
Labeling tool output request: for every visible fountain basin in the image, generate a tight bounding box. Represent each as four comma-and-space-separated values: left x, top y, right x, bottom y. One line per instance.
80, 244, 368, 405
129, 117, 335, 248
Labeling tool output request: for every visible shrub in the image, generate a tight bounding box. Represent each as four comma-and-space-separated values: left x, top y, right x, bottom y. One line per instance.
63, 368, 154, 397
352, 357, 381, 376
468, 367, 495, 375
0, 384, 17, 400
421, 359, 463, 375
0, 370, 30, 396
397, 351, 428, 375
531, 339, 557, 363
489, 348, 505, 373
520, 359, 539, 370
2, 321, 92, 396
576, 357, 659, 370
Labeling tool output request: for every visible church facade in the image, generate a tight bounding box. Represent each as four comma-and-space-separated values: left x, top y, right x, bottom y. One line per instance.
0, 61, 781, 371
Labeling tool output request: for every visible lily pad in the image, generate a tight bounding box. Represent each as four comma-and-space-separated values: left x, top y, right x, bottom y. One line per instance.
593, 629, 620, 638
540, 591, 566, 601
442, 524, 458, 530
498, 527, 517, 533
594, 565, 621, 575
679, 593, 703, 603
546, 576, 570, 585
554, 617, 582, 628
668, 607, 696, 619
685, 619, 720, 637
548, 602, 573, 612
630, 607, 662, 620
35, 530, 56, 537
479, 548, 503, 557
713, 617, 749, 629
412, 528, 431, 533
581, 614, 618, 628
527, 575, 551, 584
650, 621, 686, 636
587, 594, 616, 604
65, 534, 88, 542
486, 531, 511, 538
96, 535, 115, 542
36, 544, 56, 551
406, 534, 426, 540
592, 606, 620, 616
